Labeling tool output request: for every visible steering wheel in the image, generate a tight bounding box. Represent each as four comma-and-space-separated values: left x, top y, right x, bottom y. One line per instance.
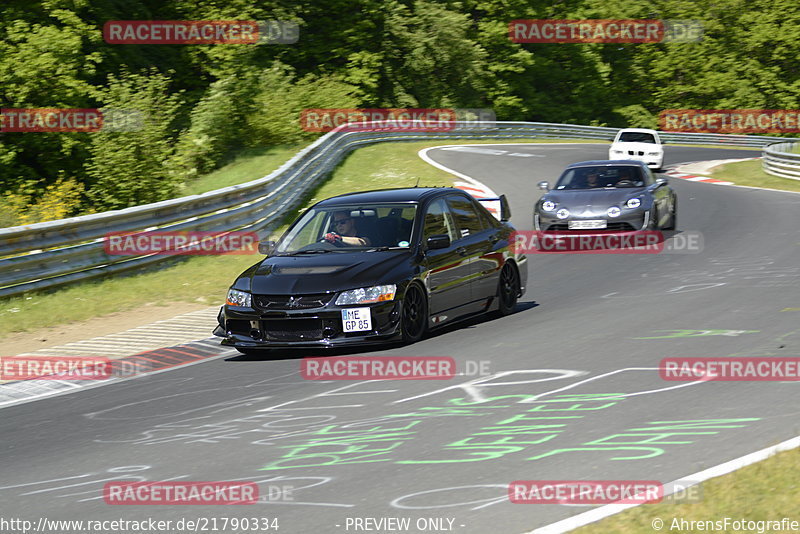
616, 179, 634, 187
319, 234, 347, 247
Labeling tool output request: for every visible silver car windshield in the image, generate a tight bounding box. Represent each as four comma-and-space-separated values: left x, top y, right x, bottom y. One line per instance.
275, 203, 417, 253
555, 166, 645, 190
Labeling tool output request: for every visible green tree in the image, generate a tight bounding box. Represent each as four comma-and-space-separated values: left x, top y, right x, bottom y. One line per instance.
85, 69, 184, 209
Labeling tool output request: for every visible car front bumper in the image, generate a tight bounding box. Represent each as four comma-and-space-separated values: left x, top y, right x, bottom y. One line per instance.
535, 209, 650, 232
215, 299, 403, 349
608, 152, 663, 167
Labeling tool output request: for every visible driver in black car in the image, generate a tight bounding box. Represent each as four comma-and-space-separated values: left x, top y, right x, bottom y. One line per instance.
324, 211, 372, 246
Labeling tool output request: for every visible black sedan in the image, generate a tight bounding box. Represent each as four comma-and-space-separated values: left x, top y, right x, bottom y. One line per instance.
534, 160, 677, 232
214, 187, 527, 353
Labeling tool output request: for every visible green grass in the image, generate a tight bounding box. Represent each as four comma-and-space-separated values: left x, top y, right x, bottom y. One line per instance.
710, 159, 800, 193
574, 446, 800, 534
181, 144, 310, 196
0, 137, 603, 335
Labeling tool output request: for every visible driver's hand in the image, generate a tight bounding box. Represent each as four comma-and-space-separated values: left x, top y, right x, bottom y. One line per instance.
324, 232, 342, 243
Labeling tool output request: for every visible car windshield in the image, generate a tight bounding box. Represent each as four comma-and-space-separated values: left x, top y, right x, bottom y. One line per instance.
275, 203, 417, 253
618, 132, 657, 143
554, 166, 645, 190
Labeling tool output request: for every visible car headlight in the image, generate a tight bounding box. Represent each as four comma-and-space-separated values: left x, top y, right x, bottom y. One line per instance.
607, 206, 621, 218
226, 288, 251, 307
336, 284, 396, 305
556, 208, 570, 219
626, 198, 642, 209
647, 151, 661, 156
611, 149, 624, 154
541, 200, 556, 211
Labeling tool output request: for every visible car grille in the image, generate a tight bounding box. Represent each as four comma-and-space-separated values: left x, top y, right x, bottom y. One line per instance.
263, 319, 324, 341
543, 222, 637, 232
253, 293, 334, 311
607, 222, 637, 231
628, 150, 645, 156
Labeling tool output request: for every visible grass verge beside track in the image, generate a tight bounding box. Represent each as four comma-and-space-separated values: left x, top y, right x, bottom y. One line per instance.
181, 144, 310, 195
2, 138, 584, 335
710, 160, 800, 193
574, 446, 800, 533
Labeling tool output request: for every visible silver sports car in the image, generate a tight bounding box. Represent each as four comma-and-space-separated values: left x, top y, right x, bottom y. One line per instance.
534, 160, 677, 232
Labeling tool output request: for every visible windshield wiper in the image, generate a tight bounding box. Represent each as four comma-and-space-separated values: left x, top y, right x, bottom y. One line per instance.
366, 246, 407, 252
281, 249, 335, 256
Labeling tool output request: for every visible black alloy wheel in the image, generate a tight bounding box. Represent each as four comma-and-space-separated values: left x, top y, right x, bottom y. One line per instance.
497, 263, 519, 316
401, 283, 428, 343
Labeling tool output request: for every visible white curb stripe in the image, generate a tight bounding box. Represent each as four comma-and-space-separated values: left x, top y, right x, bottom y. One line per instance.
529, 433, 800, 533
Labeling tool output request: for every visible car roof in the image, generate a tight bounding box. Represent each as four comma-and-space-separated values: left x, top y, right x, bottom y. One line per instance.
314, 187, 465, 206
565, 160, 649, 169
616, 128, 660, 134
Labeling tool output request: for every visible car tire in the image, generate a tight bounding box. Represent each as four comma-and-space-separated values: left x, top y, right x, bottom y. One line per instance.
495, 263, 520, 317
401, 283, 428, 343
663, 197, 677, 230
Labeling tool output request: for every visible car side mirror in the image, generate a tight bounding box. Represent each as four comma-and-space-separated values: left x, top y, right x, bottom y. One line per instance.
499, 194, 511, 222
258, 240, 276, 255
426, 234, 451, 250
655, 177, 669, 185
538, 181, 550, 191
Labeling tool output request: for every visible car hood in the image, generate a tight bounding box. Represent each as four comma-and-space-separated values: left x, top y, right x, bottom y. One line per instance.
245, 251, 413, 294
611, 141, 663, 152
543, 188, 647, 208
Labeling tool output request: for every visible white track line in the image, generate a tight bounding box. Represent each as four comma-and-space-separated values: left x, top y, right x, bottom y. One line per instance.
529, 433, 800, 533
418, 146, 499, 196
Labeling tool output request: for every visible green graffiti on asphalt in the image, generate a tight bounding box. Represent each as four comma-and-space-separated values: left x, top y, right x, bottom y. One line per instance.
257, 393, 762, 470
634, 329, 759, 339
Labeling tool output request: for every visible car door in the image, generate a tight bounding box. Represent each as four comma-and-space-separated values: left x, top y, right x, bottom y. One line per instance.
421, 197, 474, 321
644, 168, 671, 227
444, 194, 497, 312
471, 201, 506, 301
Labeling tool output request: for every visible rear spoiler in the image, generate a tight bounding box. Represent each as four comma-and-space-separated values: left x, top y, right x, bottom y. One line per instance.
476, 194, 511, 222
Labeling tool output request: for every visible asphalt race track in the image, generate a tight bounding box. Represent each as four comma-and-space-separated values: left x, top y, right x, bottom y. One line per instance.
1, 144, 799, 534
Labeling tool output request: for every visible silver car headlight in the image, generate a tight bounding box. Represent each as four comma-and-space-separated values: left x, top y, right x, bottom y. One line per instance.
556, 208, 570, 219
541, 200, 556, 211
647, 151, 661, 156
611, 149, 624, 154
626, 198, 642, 209
226, 288, 251, 307
607, 206, 621, 218
336, 284, 396, 305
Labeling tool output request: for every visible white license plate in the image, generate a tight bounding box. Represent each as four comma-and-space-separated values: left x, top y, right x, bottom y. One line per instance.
341, 307, 372, 332
568, 220, 607, 229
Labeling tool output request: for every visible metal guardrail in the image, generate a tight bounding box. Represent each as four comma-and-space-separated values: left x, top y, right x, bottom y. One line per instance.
763, 142, 800, 180
0, 121, 795, 298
